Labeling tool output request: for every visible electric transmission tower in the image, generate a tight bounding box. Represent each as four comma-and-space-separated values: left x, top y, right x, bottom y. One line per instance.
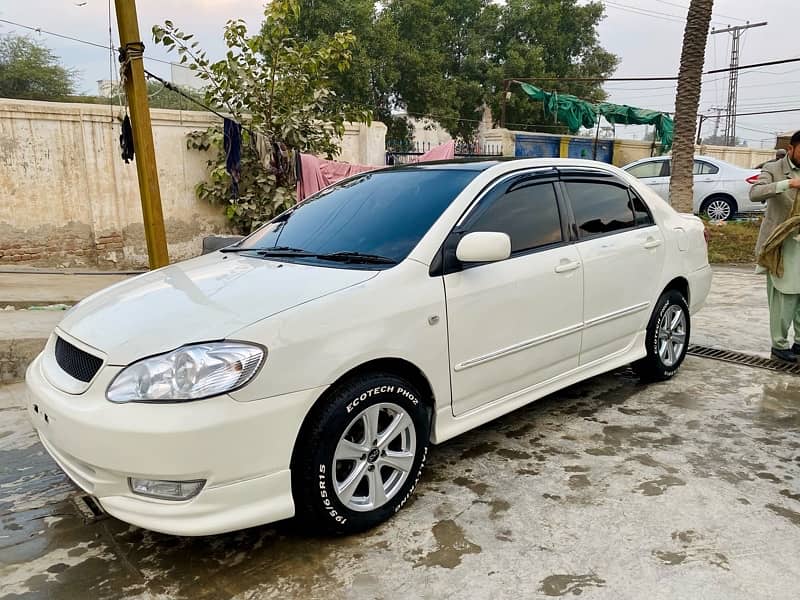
711, 21, 767, 146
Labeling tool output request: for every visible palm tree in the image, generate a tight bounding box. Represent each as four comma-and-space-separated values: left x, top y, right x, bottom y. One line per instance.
669, 0, 714, 213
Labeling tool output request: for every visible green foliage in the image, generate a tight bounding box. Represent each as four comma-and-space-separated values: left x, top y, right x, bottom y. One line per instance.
0, 34, 77, 100
187, 128, 294, 233
293, 0, 617, 140
153, 0, 371, 233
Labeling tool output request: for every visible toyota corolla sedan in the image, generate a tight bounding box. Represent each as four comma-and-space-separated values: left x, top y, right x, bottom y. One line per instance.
26, 159, 711, 536
622, 155, 760, 221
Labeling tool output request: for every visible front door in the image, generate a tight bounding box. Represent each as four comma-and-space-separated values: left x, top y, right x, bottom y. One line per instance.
561, 177, 666, 365
443, 176, 583, 417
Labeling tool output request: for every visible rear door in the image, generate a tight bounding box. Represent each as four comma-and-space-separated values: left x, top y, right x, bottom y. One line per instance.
693, 159, 721, 206
560, 172, 666, 365
625, 159, 670, 201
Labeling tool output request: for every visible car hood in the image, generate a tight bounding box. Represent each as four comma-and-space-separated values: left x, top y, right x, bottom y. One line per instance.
58, 252, 379, 365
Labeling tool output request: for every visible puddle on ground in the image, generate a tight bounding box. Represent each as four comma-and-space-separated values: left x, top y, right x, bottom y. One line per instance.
766, 503, 800, 527
635, 475, 686, 497
452, 476, 489, 496
414, 520, 481, 569
539, 573, 606, 596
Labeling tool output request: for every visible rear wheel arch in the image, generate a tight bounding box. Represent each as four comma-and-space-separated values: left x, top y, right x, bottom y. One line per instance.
662, 276, 689, 307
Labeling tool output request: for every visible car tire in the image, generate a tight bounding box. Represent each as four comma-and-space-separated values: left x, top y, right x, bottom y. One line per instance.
700, 195, 736, 221
292, 372, 430, 535
633, 289, 691, 381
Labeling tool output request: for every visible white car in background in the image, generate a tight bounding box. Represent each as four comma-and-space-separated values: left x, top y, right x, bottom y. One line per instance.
25, 159, 711, 536
622, 155, 761, 221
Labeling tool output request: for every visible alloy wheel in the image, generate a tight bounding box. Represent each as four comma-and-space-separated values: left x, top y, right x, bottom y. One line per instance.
706, 199, 732, 221
332, 402, 417, 512
657, 305, 687, 368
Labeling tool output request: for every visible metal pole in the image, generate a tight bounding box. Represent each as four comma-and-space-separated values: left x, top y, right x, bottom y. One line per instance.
696, 115, 706, 145
500, 80, 510, 129
115, 0, 169, 269
593, 113, 601, 160
711, 21, 768, 147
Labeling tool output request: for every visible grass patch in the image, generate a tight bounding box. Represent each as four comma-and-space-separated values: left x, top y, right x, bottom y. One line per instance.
705, 218, 761, 264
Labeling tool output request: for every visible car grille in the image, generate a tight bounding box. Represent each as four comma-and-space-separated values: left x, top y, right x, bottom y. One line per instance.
54, 336, 103, 383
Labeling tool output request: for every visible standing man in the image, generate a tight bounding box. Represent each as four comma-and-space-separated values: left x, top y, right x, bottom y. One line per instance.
750, 131, 800, 363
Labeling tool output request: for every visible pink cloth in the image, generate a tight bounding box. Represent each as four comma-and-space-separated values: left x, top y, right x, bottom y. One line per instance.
416, 139, 456, 162
297, 154, 377, 201
296, 140, 456, 202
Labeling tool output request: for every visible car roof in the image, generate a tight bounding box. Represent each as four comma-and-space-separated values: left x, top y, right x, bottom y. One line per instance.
384, 158, 513, 172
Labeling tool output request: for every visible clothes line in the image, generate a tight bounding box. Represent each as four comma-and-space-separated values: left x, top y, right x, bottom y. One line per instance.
296, 140, 456, 202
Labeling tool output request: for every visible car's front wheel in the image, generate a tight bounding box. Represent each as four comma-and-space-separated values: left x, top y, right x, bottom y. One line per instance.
633, 289, 690, 381
292, 373, 430, 535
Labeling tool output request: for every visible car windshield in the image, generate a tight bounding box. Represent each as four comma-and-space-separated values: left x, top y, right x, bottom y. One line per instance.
234, 168, 481, 265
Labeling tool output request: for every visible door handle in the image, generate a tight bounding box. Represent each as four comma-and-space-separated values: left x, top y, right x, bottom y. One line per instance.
554, 260, 581, 274
643, 238, 663, 250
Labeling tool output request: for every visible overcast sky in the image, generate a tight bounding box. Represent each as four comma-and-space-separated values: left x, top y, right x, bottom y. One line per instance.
0, 0, 794, 148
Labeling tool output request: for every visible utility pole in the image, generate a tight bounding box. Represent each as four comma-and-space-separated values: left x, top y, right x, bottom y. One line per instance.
711, 21, 767, 146
711, 107, 723, 139
115, 0, 170, 269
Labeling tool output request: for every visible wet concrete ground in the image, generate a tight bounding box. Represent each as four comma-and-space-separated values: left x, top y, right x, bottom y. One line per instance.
2, 357, 799, 599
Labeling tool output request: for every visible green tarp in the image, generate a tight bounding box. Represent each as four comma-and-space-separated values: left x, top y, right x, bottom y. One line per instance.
519, 82, 673, 151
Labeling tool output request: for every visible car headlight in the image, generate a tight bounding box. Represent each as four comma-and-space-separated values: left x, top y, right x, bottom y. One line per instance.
106, 342, 265, 403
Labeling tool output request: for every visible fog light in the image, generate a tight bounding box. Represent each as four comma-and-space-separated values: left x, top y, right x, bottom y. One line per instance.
129, 478, 205, 501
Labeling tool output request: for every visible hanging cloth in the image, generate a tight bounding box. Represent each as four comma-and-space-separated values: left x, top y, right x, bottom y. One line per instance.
758, 193, 800, 278
119, 114, 134, 164
223, 118, 242, 198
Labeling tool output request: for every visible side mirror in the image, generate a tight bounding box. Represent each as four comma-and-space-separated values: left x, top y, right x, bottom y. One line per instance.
456, 232, 511, 263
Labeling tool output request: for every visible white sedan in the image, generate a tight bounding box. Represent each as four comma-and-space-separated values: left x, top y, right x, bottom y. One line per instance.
622, 155, 761, 221
25, 159, 711, 536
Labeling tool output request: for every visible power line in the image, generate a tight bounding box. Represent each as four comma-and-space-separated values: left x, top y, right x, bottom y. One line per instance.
603, 1, 686, 24
650, 0, 746, 23
0, 17, 178, 68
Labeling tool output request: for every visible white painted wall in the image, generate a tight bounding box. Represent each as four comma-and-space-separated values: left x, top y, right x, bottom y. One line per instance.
0, 99, 386, 268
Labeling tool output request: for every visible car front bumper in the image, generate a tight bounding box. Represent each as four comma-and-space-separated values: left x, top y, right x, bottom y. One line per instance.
25, 353, 325, 536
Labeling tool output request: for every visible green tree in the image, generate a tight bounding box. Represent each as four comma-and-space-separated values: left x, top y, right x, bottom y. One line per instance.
0, 34, 77, 100
488, 0, 617, 133
292, 0, 616, 140
288, 0, 407, 141
153, 0, 370, 233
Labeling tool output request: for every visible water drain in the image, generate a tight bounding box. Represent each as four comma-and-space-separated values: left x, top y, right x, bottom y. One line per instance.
687, 345, 800, 375
72, 495, 107, 523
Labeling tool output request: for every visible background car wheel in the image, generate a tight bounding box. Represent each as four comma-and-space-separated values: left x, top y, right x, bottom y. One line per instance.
700, 195, 736, 221
292, 372, 430, 535
633, 289, 690, 381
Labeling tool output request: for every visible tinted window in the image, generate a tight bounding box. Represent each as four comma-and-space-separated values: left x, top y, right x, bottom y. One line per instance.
239, 169, 479, 263
627, 161, 666, 179
465, 181, 562, 253
631, 192, 654, 226
566, 181, 636, 237
693, 160, 719, 175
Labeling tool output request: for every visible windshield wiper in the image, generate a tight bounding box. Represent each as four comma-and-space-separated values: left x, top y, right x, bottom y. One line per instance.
220, 245, 312, 255
316, 251, 398, 265
223, 245, 396, 265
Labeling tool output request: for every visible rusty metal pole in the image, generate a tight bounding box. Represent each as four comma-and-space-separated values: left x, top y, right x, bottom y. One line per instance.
500, 80, 510, 129
115, 0, 169, 269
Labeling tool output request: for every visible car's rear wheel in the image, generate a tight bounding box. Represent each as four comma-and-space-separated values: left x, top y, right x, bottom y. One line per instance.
292, 373, 430, 535
633, 289, 690, 381
700, 195, 736, 221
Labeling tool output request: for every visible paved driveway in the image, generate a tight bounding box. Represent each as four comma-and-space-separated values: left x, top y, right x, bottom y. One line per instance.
1, 267, 798, 600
